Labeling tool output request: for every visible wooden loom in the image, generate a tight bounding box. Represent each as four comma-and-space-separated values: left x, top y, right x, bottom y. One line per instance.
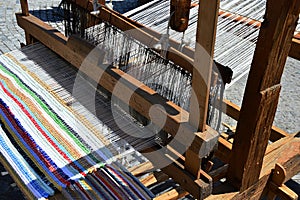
8, 0, 300, 199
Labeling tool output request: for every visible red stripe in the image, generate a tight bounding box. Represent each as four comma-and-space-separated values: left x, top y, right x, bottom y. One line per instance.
0, 82, 86, 176
0, 102, 69, 185
0, 82, 85, 180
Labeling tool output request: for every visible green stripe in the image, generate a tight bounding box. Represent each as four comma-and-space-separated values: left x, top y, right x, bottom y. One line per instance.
0, 63, 100, 163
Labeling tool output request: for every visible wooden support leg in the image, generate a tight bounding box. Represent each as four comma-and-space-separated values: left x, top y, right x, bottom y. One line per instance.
186, 0, 219, 181
20, 0, 34, 46
185, 149, 202, 178
184, 128, 219, 199
20, 0, 29, 16
227, 0, 300, 191
25, 32, 35, 45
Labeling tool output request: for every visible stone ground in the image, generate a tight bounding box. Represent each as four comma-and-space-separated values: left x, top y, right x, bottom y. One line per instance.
0, 0, 299, 199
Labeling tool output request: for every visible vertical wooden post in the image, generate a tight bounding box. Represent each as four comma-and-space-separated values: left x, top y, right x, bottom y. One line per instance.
20, 0, 29, 16
20, 0, 34, 45
185, 0, 219, 177
227, 0, 300, 191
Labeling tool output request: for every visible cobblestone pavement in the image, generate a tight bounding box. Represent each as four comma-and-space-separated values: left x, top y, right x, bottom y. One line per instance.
0, 0, 63, 54
0, 0, 299, 199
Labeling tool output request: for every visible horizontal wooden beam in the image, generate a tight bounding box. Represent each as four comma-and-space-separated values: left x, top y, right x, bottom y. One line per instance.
219, 99, 289, 142
129, 161, 155, 176
268, 183, 298, 200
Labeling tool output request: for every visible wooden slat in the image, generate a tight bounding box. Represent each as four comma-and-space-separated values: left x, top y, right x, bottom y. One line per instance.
268, 183, 298, 200
221, 99, 240, 120
228, 0, 300, 191
266, 133, 298, 155
218, 9, 261, 29
129, 161, 155, 176
219, 99, 289, 142
215, 137, 232, 163
139, 171, 169, 187
208, 164, 228, 182
20, 0, 33, 45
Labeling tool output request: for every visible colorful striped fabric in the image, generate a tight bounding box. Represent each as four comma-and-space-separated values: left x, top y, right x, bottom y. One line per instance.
0, 46, 154, 199
0, 124, 54, 199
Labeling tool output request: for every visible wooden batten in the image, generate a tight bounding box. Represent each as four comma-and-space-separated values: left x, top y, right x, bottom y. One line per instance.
227, 0, 300, 190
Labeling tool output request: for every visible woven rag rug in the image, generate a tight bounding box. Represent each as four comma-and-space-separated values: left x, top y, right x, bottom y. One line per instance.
0, 44, 154, 200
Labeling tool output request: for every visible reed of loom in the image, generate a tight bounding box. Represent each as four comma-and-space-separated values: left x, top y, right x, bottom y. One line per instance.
15, 0, 300, 199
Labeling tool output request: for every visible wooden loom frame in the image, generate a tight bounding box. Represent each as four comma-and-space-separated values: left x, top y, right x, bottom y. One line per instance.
1, 0, 297, 199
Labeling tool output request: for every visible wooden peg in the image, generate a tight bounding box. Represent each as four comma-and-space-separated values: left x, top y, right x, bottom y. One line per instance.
267, 163, 298, 200
272, 164, 286, 186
